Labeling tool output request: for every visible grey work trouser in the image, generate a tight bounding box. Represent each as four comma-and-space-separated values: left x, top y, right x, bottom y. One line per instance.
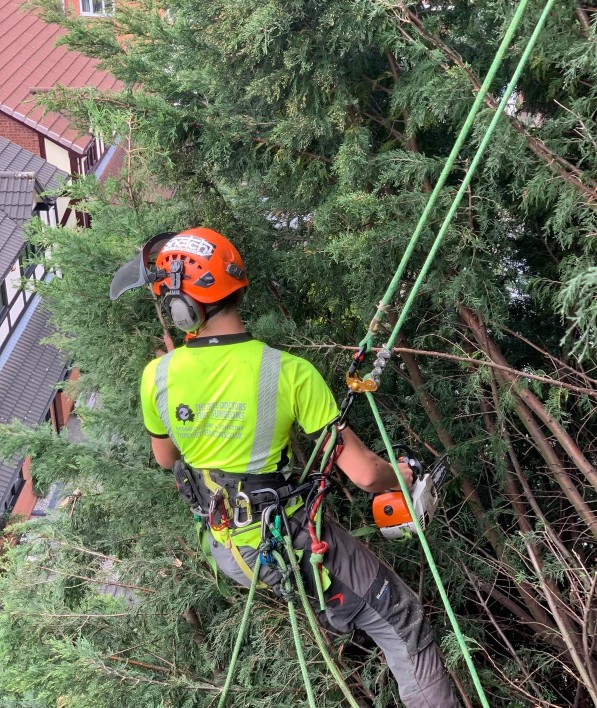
209, 509, 461, 708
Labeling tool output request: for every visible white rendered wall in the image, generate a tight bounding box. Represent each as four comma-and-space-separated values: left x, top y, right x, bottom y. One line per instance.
44, 139, 72, 174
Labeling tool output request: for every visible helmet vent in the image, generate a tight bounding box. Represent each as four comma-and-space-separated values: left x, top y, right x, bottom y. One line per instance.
195, 272, 215, 288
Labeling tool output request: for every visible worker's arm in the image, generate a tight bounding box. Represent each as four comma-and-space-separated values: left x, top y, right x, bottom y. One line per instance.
335, 427, 413, 493
151, 436, 181, 469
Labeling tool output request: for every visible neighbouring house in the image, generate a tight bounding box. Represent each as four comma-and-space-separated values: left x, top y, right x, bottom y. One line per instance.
0, 0, 124, 226
0, 137, 77, 527
0, 0, 126, 527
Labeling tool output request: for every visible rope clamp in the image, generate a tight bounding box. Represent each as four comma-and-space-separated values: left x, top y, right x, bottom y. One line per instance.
370, 344, 392, 386
345, 371, 378, 393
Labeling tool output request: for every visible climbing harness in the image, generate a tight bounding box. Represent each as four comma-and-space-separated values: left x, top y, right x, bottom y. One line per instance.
217, 498, 360, 708
218, 0, 559, 703
172, 462, 310, 588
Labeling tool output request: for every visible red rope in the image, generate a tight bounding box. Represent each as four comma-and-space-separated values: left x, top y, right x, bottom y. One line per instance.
307, 429, 344, 566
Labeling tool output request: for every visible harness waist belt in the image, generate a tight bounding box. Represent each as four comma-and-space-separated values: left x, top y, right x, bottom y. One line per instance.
188, 467, 302, 528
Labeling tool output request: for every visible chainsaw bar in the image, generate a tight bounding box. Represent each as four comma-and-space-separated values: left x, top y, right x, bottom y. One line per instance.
429, 454, 450, 491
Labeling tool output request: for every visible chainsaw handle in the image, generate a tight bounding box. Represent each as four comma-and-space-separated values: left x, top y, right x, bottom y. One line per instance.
377, 443, 424, 480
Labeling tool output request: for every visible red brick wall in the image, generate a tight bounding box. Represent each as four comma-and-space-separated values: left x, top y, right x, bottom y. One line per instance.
11, 458, 37, 519
54, 368, 80, 429
0, 113, 41, 156
64, 0, 86, 16
8, 368, 80, 527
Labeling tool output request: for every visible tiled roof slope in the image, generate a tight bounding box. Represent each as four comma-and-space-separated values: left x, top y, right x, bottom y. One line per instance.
0, 210, 24, 281
0, 0, 122, 154
0, 136, 68, 191
0, 171, 35, 224
0, 299, 67, 511
0, 137, 69, 279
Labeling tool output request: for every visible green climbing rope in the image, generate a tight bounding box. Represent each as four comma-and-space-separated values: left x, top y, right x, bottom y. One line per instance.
351, 2, 558, 707
218, 2, 557, 705
380, 0, 557, 354
218, 554, 263, 708
217, 530, 360, 708
272, 549, 317, 708
369, 395, 488, 706
283, 534, 361, 708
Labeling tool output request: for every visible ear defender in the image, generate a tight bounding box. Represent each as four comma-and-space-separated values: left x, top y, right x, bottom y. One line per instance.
166, 293, 206, 333
159, 258, 206, 333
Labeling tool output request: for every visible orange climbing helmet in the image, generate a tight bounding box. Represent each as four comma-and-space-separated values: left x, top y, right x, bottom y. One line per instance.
110, 227, 249, 304
109, 227, 249, 333
151, 227, 249, 304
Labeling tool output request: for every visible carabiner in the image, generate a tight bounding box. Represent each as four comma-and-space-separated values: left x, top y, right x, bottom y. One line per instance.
233, 491, 253, 528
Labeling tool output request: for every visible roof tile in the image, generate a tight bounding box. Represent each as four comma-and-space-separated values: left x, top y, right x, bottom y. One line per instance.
0, 299, 67, 509
0, 135, 68, 191
0, 0, 122, 153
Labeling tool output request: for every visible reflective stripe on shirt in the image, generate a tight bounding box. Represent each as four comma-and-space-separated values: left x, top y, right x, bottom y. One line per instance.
155, 351, 180, 450
246, 346, 281, 472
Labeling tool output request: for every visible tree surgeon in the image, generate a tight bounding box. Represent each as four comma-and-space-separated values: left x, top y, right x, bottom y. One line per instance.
110, 227, 461, 708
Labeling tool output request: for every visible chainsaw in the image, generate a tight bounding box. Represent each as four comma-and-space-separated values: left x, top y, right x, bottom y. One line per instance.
372, 445, 451, 540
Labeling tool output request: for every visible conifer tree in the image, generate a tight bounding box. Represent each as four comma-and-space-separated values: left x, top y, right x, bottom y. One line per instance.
1, 0, 595, 705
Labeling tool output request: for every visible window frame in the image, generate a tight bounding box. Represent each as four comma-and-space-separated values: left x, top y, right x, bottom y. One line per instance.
22, 242, 43, 278
80, 0, 113, 16
0, 279, 8, 319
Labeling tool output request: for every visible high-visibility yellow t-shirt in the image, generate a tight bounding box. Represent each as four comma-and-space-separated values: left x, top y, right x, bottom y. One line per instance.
140, 334, 339, 473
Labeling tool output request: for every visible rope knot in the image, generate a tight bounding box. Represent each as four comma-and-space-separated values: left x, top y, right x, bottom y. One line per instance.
311, 540, 328, 555
310, 540, 329, 564
279, 585, 295, 603
371, 344, 392, 385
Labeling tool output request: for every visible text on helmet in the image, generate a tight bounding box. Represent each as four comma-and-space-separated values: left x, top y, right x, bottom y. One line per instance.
163, 236, 215, 259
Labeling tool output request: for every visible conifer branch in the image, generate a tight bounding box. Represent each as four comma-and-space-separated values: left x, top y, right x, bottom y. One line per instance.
36, 565, 155, 593
460, 306, 597, 491
525, 541, 597, 703
283, 341, 597, 397
575, 5, 592, 35
460, 562, 558, 707
501, 326, 597, 388
251, 137, 333, 164
383, 3, 597, 199
107, 655, 171, 673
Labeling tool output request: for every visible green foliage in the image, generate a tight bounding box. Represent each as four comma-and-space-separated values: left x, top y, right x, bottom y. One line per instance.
1, 0, 596, 705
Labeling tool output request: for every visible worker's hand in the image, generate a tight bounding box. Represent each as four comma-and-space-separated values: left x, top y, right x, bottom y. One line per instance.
394, 461, 414, 490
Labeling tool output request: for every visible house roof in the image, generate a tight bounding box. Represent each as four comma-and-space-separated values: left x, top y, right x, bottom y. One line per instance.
0, 171, 35, 224
0, 137, 69, 280
0, 210, 24, 281
0, 297, 68, 512
0, 136, 68, 192
0, 0, 122, 155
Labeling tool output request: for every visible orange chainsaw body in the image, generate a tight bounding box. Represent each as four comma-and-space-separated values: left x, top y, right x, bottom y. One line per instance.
372, 491, 412, 528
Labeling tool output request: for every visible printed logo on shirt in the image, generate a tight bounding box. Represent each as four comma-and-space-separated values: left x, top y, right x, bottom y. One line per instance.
173, 400, 247, 441
195, 401, 246, 422
175, 403, 195, 424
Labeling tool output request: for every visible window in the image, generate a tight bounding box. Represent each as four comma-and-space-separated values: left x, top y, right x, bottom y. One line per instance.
22, 242, 43, 278
0, 280, 7, 315
4, 469, 25, 516
80, 0, 113, 16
